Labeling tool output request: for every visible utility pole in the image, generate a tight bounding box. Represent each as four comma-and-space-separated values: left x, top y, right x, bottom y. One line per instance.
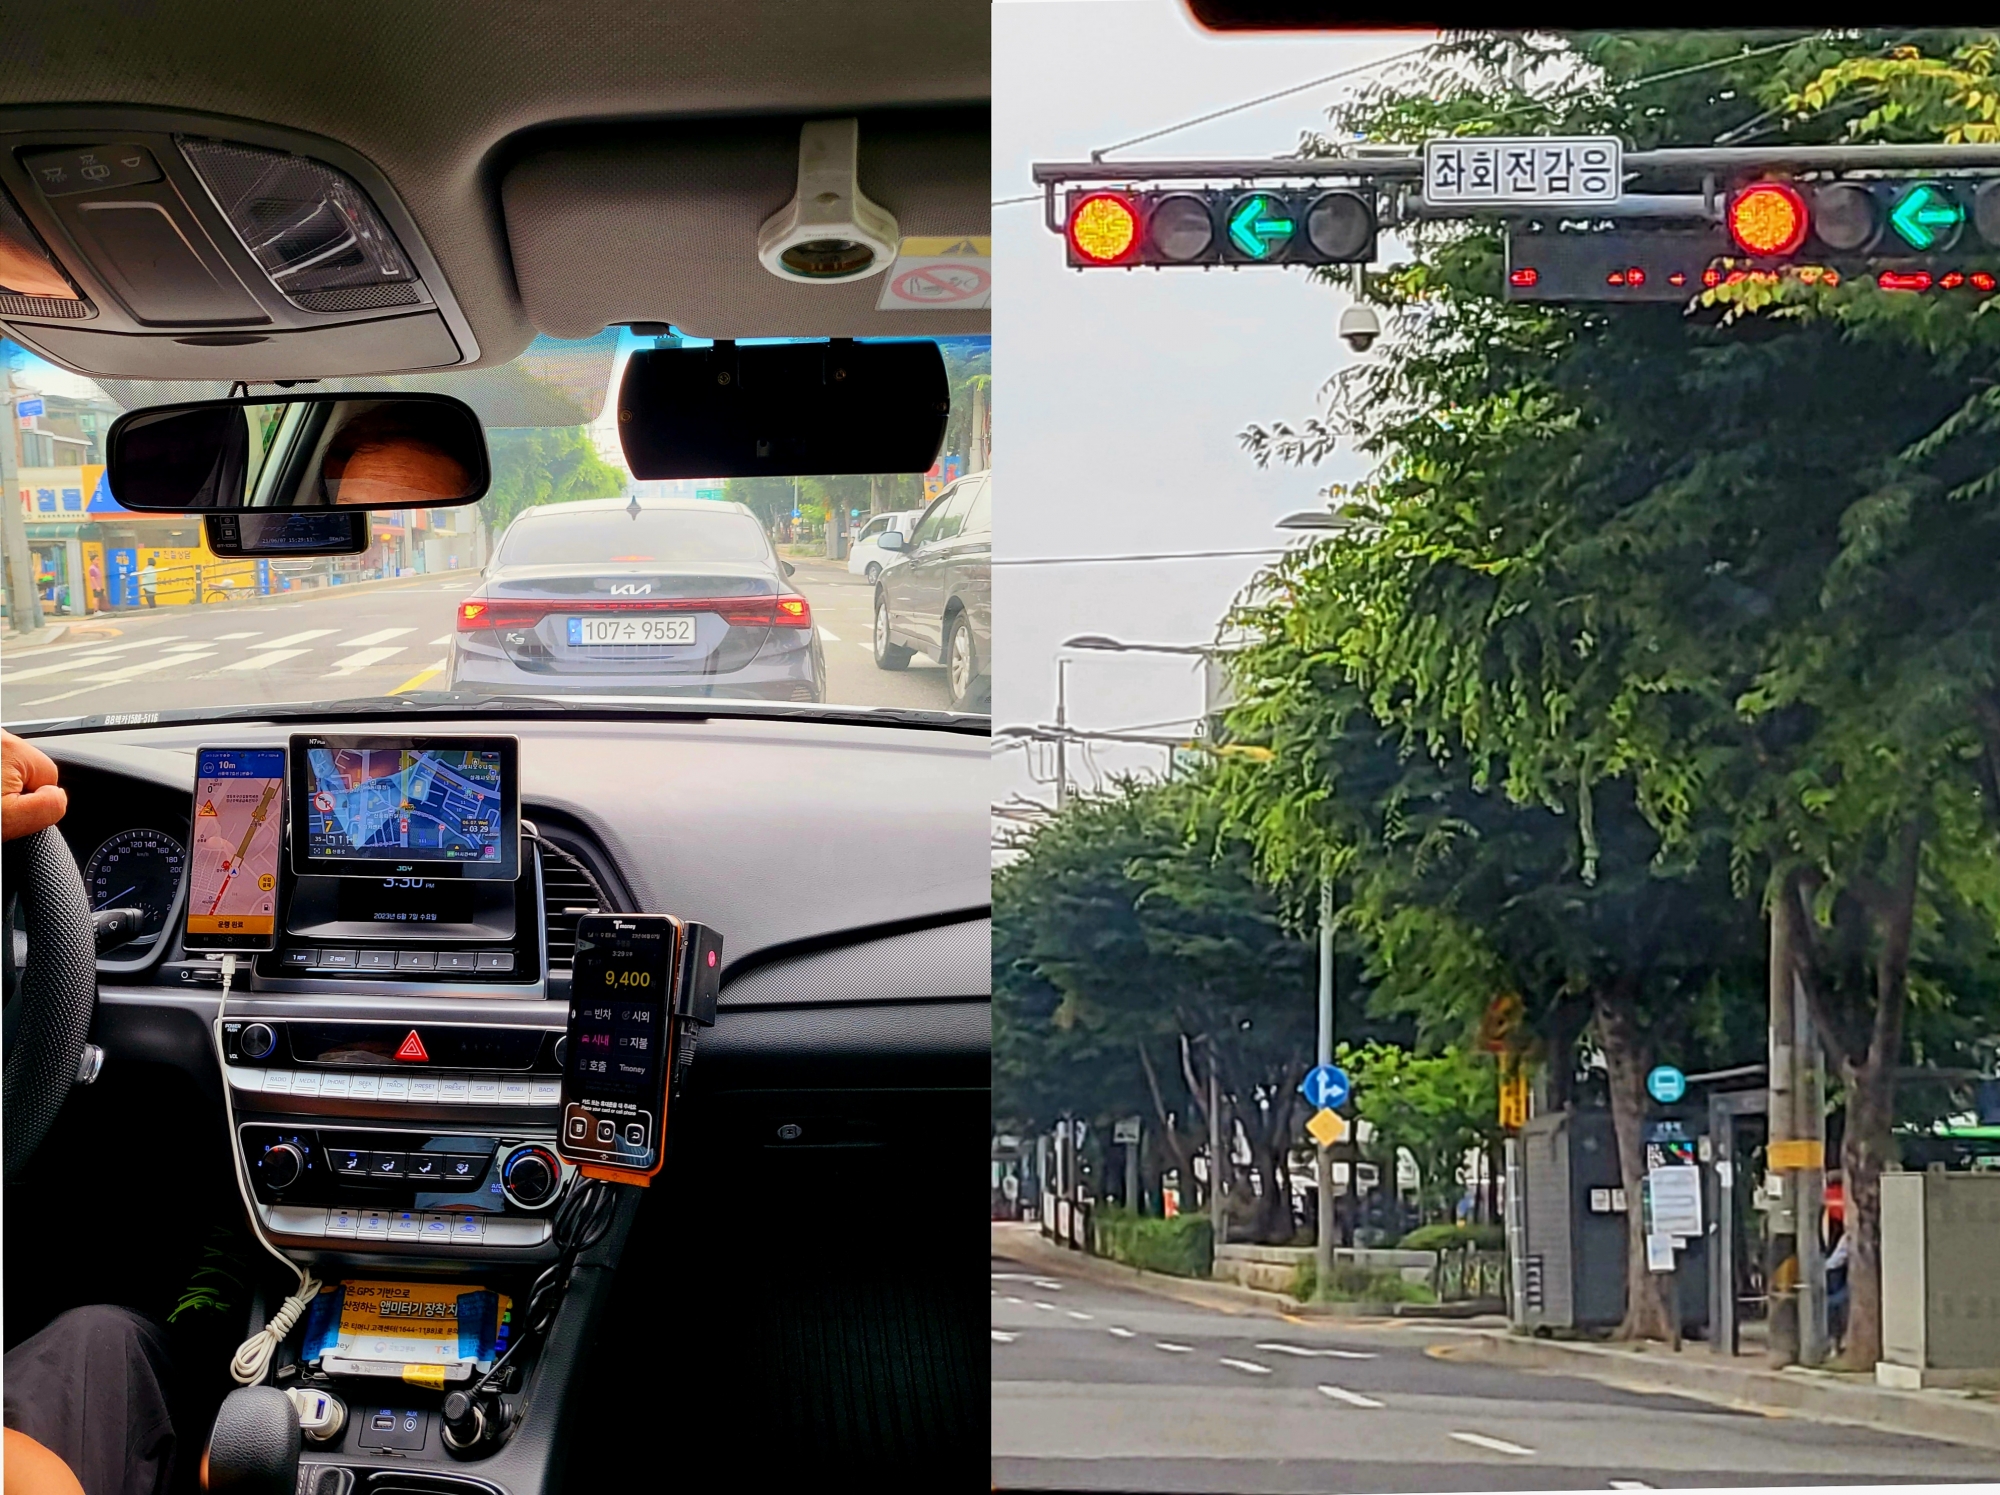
1054, 657, 1070, 812
1767, 891, 1800, 1366
1797, 965, 1829, 1365
1, 365, 47, 641
1315, 877, 1336, 1302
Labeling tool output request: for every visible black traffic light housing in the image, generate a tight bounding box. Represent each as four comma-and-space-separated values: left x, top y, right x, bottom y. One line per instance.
1064, 186, 1377, 269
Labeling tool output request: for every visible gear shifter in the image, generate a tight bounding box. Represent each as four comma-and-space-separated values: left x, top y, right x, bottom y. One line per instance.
203, 1386, 300, 1493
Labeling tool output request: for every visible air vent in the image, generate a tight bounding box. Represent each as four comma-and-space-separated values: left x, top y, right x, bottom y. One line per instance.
537, 844, 603, 972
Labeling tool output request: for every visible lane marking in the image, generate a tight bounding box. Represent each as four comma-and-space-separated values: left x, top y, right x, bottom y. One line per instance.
1107, 1327, 1135, 1339
1155, 1342, 1193, 1354
818, 627, 841, 643
1003, 1297, 1024, 1306
214, 648, 310, 672
1609, 1482, 1652, 1489
24, 652, 218, 703
430, 634, 452, 645
81, 651, 219, 683
1219, 1358, 1273, 1376
250, 629, 337, 649
991, 1330, 1017, 1344
391, 659, 447, 694
1031, 1279, 1064, 1290
340, 627, 415, 647
2, 638, 186, 681
213, 632, 261, 641
1066, 1310, 1094, 1321
1450, 1432, 1535, 1457
329, 646, 407, 673
1257, 1343, 1379, 1360
1317, 1385, 1384, 1408
1033, 1302, 1058, 1312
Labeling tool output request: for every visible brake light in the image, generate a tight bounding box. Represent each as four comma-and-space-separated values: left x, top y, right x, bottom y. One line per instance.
773, 595, 812, 628
457, 600, 488, 628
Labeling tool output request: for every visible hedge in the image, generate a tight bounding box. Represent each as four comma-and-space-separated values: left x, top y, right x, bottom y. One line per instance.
1398, 1222, 1506, 1253
1091, 1207, 1214, 1278
1290, 1259, 1438, 1305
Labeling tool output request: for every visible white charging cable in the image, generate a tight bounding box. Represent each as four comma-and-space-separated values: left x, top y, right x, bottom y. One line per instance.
216, 954, 324, 1385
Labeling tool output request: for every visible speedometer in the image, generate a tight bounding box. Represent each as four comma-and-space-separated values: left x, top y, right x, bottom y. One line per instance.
82, 829, 187, 954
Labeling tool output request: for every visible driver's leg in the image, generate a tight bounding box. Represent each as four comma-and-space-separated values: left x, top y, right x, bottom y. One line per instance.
3, 1306, 176, 1495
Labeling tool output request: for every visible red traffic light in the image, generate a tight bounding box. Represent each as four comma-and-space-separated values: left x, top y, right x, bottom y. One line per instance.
1727, 182, 1809, 257
1067, 192, 1140, 265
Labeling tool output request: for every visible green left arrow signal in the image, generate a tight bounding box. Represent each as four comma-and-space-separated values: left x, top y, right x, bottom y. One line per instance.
1228, 194, 1295, 259
1888, 182, 1964, 251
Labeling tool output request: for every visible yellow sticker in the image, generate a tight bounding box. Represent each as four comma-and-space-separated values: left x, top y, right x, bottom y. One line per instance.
897, 236, 990, 258
401, 1364, 448, 1390
1767, 1138, 1825, 1171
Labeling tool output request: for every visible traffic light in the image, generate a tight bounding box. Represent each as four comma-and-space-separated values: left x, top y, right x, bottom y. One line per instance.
1720, 177, 2000, 292
1064, 186, 1377, 269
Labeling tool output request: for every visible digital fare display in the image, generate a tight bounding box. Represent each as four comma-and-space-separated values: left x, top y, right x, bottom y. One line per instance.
305, 746, 504, 864
561, 915, 674, 1175
187, 747, 285, 947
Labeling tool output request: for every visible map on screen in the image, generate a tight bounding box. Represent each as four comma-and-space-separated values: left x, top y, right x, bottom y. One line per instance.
305, 747, 505, 863
188, 748, 286, 937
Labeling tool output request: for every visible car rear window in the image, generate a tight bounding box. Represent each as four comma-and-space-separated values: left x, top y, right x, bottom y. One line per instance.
498, 507, 772, 567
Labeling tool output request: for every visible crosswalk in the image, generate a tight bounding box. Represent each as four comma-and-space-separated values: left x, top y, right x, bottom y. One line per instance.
3, 626, 453, 708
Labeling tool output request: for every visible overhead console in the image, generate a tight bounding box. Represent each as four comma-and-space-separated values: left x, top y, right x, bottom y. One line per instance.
0, 108, 479, 378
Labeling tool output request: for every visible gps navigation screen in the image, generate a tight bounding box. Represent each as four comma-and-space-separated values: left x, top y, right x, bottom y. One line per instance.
294, 736, 519, 880
186, 747, 286, 950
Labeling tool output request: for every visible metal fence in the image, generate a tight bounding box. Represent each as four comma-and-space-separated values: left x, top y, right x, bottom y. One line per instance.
1433, 1245, 1509, 1303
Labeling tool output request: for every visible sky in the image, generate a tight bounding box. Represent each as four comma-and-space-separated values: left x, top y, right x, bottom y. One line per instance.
992, 0, 1435, 817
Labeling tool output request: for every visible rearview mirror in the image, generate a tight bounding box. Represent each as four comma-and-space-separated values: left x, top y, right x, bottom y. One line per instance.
875, 528, 905, 552
617, 340, 947, 479
106, 393, 489, 513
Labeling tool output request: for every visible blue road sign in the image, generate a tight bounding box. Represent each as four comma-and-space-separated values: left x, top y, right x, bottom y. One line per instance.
1299, 1063, 1350, 1111
1647, 1065, 1686, 1104
17, 396, 45, 418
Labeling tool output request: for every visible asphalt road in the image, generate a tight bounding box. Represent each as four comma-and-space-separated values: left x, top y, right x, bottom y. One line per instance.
991, 1248, 2000, 1493
0, 558, 949, 723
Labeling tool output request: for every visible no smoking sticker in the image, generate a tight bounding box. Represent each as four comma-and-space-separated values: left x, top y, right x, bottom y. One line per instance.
876, 236, 991, 310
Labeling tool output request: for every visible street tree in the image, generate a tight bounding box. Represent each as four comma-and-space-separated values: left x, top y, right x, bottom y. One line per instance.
1226, 29, 2000, 1356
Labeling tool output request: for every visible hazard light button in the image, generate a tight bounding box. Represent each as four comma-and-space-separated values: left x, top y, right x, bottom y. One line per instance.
395, 1031, 429, 1063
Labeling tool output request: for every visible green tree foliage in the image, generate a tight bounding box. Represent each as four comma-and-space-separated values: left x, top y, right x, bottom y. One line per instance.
1220, 29, 2000, 1356
478, 427, 625, 539
1338, 1041, 1500, 1222
994, 775, 1322, 1242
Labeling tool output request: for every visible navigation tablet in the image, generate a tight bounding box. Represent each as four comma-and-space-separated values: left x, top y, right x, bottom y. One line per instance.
289, 735, 520, 881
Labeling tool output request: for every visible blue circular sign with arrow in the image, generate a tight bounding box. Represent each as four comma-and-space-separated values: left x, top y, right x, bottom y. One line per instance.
1299, 1063, 1350, 1111
1646, 1064, 1687, 1104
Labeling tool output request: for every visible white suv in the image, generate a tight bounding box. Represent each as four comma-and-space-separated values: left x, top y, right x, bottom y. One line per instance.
847, 509, 926, 581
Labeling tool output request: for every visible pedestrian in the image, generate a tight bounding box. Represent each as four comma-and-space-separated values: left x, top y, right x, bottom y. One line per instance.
1825, 1221, 1850, 1352
86, 553, 104, 613
137, 557, 157, 608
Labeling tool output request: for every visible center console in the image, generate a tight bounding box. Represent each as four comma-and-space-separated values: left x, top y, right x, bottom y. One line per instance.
196, 736, 636, 1492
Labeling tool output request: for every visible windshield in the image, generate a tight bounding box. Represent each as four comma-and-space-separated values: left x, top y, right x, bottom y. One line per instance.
1, 328, 991, 726
495, 507, 773, 568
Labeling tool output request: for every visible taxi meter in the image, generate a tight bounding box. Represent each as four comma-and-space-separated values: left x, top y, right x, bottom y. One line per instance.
558, 913, 721, 1184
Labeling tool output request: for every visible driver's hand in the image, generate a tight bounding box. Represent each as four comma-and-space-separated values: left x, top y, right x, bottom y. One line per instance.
2, 731, 67, 841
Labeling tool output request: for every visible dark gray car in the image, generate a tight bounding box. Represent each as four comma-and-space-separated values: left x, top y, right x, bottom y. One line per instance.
872, 472, 991, 711
450, 497, 825, 701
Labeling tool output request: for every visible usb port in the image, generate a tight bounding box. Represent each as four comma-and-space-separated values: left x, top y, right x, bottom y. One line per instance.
371, 1411, 396, 1431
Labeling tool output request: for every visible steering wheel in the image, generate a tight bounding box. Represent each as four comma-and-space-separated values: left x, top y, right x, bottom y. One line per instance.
1, 827, 98, 1179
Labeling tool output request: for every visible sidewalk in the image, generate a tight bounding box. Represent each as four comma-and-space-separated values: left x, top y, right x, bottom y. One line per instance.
1436, 1329, 2000, 1454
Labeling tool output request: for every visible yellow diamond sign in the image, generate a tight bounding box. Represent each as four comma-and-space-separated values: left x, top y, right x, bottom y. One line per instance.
1306, 1107, 1346, 1147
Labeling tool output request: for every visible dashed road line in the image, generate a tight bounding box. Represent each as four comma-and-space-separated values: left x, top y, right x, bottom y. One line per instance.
1003, 1296, 1024, 1305
1257, 1343, 1378, 1360
1034, 1302, 1058, 1312
991, 1330, 1017, 1344
1156, 1342, 1193, 1354
213, 632, 261, 641
1317, 1385, 1384, 1409
1608, 1481, 1652, 1489
1219, 1358, 1273, 1376
1106, 1327, 1135, 1339
1449, 1432, 1535, 1457
1066, 1310, 1093, 1321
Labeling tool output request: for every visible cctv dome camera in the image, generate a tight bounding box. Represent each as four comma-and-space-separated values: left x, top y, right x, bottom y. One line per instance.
1338, 303, 1381, 353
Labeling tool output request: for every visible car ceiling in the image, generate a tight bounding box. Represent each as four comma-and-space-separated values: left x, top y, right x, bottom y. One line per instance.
0, 0, 990, 373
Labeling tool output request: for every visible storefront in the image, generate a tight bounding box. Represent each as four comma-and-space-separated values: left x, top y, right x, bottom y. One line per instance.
18, 464, 262, 609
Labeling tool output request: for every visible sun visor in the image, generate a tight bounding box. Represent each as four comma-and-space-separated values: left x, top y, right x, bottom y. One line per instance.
87, 332, 619, 427
501, 111, 990, 341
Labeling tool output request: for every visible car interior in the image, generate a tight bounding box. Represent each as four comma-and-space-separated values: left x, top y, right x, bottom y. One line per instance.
0, 4, 990, 1492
